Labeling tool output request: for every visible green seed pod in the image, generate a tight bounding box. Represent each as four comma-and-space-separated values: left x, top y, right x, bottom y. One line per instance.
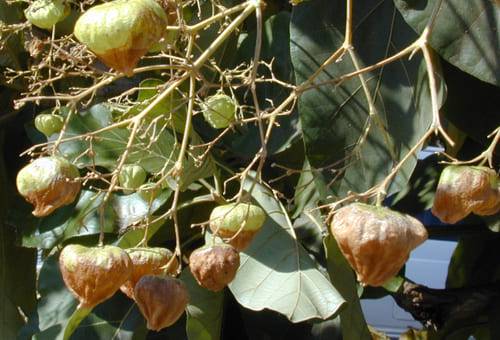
16, 156, 81, 217
59, 245, 132, 308
209, 202, 266, 251
202, 94, 237, 129
74, 0, 168, 76
24, 0, 70, 30
118, 164, 147, 194
34, 114, 64, 137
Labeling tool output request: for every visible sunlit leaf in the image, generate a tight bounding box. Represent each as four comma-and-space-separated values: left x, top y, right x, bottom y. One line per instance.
228, 173, 345, 322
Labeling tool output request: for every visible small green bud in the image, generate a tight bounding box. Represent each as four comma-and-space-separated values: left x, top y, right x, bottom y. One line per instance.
202, 94, 237, 129
119, 164, 147, 193
34, 114, 64, 137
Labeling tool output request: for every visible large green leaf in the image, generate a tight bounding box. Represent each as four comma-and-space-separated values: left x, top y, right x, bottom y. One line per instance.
290, 0, 439, 199
394, 0, 500, 86
226, 12, 300, 158
228, 173, 345, 322
181, 269, 224, 340
0, 132, 37, 339
22, 189, 170, 249
57, 103, 215, 190
324, 236, 371, 340
57, 104, 179, 174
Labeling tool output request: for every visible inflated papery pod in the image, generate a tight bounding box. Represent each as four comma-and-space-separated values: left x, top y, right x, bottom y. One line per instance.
134, 275, 189, 331
59, 245, 132, 308
330, 203, 428, 287
209, 202, 266, 251
16, 156, 81, 217
120, 247, 178, 299
189, 244, 240, 292
432, 165, 500, 224
74, 0, 168, 75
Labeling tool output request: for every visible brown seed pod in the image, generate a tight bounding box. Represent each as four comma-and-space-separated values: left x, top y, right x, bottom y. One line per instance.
209, 203, 266, 251
134, 275, 189, 331
189, 244, 240, 292
120, 247, 178, 299
330, 203, 428, 287
16, 156, 81, 217
432, 165, 500, 224
59, 245, 132, 308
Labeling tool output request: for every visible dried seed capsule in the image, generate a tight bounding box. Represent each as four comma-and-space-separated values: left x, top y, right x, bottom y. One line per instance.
16, 156, 81, 217
59, 245, 132, 308
24, 0, 70, 30
74, 0, 168, 75
120, 247, 178, 299
330, 203, 428, 287
432, 165, 500, 224
189, 244, 240, 292
209, 202, 266, 251
134, 275, 189, 331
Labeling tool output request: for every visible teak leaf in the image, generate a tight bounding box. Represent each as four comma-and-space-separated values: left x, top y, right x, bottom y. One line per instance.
228, 172, 345, 322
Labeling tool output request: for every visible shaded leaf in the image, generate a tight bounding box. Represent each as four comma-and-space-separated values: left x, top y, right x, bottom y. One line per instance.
22, 189, 170, 250
181, 269, 224, 340
57, 104, 179, 174
446, 234, 500, 288
227, 12, 300, 157
228, 172, 344, 322
324, 236, 371, 340
0, 131, 37, 338
394, 0, 500, 86
290, 0, 440, 199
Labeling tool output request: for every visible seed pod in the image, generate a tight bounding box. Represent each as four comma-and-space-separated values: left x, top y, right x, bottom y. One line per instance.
330, 203, 428, 287
118, 164, 147, 194
134, 275, 189, 331
34, 114, 64, 137
189, 244, 240, 292
24, 0, 70, 30
120, 247, 178, 299
209, 202, 266, 251
202, 94, 237, 129
59, 245, 132, 308
432, 165, 500, 224
74, 0, 168, 75
16, 156, 81, 217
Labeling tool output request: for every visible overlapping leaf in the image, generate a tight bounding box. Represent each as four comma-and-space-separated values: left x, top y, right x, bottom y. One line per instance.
228, 173, 344, 322
290, 0, 442, 199
181, 269, 224, 340
22, 189, 170, 250
394, 0, 500, 86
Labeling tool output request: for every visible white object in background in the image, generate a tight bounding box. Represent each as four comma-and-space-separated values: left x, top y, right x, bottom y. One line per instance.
361, 239, 457, 338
